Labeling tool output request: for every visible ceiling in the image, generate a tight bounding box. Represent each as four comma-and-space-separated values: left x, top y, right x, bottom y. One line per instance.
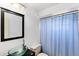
23, 3, 58, 12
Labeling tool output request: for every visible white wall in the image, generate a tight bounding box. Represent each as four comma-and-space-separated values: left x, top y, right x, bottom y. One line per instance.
0, 3, 40, 56
39, 3, 79, 18
24, 6, 40, 49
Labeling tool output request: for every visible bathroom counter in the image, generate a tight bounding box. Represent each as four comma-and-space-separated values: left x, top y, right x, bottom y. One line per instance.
8, 49, 35, 56
8, 45, 35, 56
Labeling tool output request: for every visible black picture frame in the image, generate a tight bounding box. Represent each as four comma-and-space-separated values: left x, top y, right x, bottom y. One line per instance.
1, 7, 24, 42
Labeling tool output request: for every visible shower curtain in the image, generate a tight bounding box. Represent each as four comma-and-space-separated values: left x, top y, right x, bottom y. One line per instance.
40, 11, 79, 56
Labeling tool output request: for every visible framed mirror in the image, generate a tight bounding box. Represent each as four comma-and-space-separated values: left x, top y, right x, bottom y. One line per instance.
1, 8, 24, 42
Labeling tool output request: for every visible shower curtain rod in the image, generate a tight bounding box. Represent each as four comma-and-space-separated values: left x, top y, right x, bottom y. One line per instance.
40, 10, 79, 19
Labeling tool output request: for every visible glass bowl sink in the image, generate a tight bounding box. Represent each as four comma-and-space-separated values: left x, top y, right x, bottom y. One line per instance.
8, 45, 28, 56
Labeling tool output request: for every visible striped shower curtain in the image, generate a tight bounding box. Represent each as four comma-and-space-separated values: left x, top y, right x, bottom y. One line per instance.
40, 11, 79, 56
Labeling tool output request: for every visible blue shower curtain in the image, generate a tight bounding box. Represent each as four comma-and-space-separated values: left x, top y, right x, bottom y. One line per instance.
40, 11, 79, 56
